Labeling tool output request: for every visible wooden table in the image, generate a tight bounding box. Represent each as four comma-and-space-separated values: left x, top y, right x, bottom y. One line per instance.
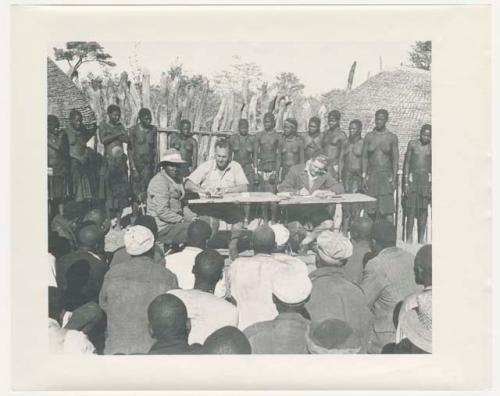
188, 192, 281, 205
277, 193, 376, 206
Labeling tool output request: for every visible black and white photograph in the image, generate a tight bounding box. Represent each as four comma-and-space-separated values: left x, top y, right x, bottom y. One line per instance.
46, 40, 432, 356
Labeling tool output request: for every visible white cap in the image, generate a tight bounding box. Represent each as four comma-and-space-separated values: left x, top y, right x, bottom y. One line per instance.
124, 225, 154, 256
317, 231, 353, 265
271, 224, 290, 248
160, 148, 186, 164
272, 266, 312, 304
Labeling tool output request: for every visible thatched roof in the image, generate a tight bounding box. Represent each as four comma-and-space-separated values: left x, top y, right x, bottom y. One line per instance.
336, 67, 431, 166
47, 57, 96, 128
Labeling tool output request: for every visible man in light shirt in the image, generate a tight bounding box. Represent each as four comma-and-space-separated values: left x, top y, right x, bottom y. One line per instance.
229, 225, 308, 330
185, 139, 249, 259
165, 220, 226, 298
168, 250, 238, 345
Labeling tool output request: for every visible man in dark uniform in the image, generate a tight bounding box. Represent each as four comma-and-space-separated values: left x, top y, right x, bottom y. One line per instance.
128, 108, 158, 205
303, 116, 323, 162
322, 110, 347, 179
362, 109, 399, 222
278, 118, 305, 183
253, 112, 281, 224
170, 119, 198, 177
403, 124, 431, 243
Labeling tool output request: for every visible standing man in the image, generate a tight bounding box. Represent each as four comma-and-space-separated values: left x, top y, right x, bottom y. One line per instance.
65, 109, 96, 202
341, 119, 365, 231
253, 112, 281, 224
147, 149, 192, 246
170, 119, 198, 176
128, 108, 158, 205
403, 124, 432, 243
229, 119, 257, 225
361, 220, 419, 353
322, 110, 347, 179
303, 116, 323, 161
277, 118, 305, 183
185, 139, 249, 259
362, 109, 399, 222
98, 104, 130, 215
48, 115, 70, 216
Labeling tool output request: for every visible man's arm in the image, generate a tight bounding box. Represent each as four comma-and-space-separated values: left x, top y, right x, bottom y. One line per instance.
223, 162, 249, 193
127, 128, 137, 173
191, 138, 198, 169
149, 181, 184, 223
403, 141, 413, 190
277, 166, 298, 193
361, 133, 370, 177
338, 137, 347, 182
298, 137, 305, 164
392, 134, 399, 183
360, 262, 385, 308
222, 184, 248, 194
274, 136, 281, 180
253, 133, 260, 170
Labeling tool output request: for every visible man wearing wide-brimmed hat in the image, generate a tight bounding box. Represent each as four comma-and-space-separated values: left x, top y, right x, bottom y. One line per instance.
147, 148, 193, 245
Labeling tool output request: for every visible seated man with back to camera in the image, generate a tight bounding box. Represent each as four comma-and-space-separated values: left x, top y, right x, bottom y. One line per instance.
277, 154, 344, 253
184, 138, 249, 260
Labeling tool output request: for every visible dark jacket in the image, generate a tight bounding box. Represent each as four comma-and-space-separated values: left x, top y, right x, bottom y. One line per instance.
306, 266, 373, 353
56, 249, 108, 303
277, 163, 344, 194
99, 255, 178, 355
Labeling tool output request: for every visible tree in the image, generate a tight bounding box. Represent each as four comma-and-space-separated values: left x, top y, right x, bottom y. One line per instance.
408, 41, 432, 71
272, 72, 305, 97
53, 41, 116, 81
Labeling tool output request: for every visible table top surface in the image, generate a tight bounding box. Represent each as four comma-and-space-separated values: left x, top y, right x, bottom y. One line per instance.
189, 192, 376, 205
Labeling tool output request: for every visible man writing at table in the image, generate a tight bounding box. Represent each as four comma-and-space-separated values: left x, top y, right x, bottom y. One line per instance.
277, 154, 344, 253
185, 139, 249, 260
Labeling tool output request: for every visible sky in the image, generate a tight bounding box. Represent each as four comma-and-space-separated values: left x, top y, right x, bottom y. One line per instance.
48, 41, 416, 96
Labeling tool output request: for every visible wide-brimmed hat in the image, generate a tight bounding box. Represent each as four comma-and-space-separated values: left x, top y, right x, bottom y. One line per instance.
160, 149, 186, 164
400, 291, 432, 353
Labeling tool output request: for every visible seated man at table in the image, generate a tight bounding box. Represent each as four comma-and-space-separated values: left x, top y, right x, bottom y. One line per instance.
184, 138, 249, 260
147, 149, 192, 246
277, 154, 344, 253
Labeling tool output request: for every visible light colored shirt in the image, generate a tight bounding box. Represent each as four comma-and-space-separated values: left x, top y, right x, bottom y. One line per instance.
187, 159, 249, 191
168, 289, 238, 345
229, 253, 308, 330
165, 247, 227, 298
395, 287, 432, 343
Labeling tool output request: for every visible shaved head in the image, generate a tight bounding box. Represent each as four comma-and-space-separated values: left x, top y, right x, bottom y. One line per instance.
414, 244, 432, 286
83, 208, 110, 234
350, 217, 374, 241
193, 250, 225, 285
148, 294, 188, 339
76, 221, 103, 251
187, 220, 212, 248
252, 225, 276, 254
203, 326, 251, 354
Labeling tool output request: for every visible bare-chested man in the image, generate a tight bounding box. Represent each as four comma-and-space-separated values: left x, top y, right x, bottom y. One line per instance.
170, 119, 198, 177
229, 118, 256, 225
128, 108, 158, 204
362, 109, 399, 222
66, 109, 96, 202
340, 119, 364, 231
403, 124, 431, 243
47, 115, 70, 217
277, 118, 304, 183
303, 116, 323, 162
254, 112, 281, 224
98, 104, 130, 214
322, 110, 347, 180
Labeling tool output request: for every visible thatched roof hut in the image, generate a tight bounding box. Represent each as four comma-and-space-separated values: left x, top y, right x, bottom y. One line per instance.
336, 67, 431, 166
47, 57, 96, 128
